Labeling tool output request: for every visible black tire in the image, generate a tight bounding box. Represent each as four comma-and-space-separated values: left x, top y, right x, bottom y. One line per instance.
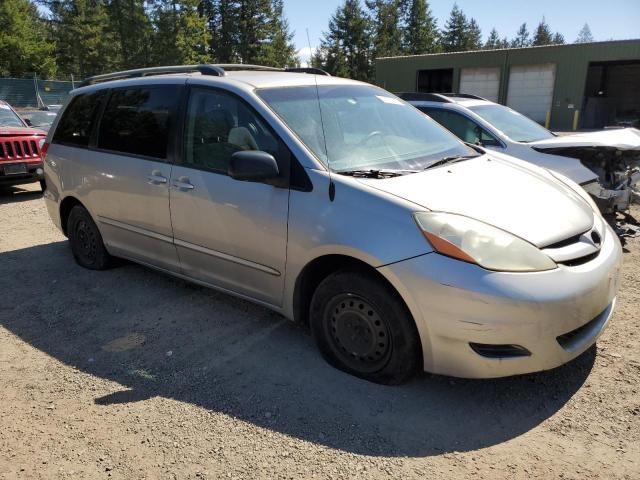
39, 179, 46, 192
310, 269, 422, 385
67, 205, 115, 270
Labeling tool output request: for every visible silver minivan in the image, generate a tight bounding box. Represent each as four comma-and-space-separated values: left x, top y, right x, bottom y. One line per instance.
44, 65, 622, 384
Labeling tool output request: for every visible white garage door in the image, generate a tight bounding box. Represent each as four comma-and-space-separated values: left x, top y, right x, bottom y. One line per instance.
459, 67, 500, 102
506, 64, 556, 123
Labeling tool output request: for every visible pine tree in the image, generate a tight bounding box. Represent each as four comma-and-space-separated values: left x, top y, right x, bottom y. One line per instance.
367, 0, 402, 59
314, 0, 373, 81
264, 0, 298, 67
236, 0, 276, 64
552, 32, 565, 44
441, 4, 469, 52
467, 18, 482, 50
204, 0, 238, 62
108, 0, 153, 69
484, 28, 500, 49
575, 23, 594, 43
532, 17, 554, 46
46, 0, 120, 77
401, 0, 439, 55
0, 0, 56, 77
152, 0, 210, 66
511, 22, 530, 48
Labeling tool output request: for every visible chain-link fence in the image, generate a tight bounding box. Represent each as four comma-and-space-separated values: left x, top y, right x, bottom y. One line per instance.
0, 77, 75, 109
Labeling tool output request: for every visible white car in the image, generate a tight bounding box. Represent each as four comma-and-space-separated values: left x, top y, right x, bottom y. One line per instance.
401, 93, 640, 215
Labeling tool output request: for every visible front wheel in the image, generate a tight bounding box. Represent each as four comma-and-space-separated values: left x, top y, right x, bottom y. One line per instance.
39, 179, 46, 192
309, 269, 422, 385
67, 205, 115, 270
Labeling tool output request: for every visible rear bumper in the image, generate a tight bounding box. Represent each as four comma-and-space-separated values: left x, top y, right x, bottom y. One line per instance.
379, 222, 623, 378
0, 160, 44, 186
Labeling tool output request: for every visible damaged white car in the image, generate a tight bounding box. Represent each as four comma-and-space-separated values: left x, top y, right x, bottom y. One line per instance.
401, 93, 640, 223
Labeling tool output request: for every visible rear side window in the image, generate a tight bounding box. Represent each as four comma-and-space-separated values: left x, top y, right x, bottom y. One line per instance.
52, 91, 105, 147
97, 86, 180, 159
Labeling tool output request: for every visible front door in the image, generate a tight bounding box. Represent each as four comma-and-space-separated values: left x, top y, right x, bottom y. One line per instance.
169, 87, 290, 306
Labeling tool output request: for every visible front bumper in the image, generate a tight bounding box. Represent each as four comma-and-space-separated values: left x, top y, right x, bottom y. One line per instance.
0, 160, 44, 186
379, 222, 623, 378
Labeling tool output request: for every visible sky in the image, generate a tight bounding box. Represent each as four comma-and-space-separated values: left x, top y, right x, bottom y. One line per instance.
288, 0, 640, 64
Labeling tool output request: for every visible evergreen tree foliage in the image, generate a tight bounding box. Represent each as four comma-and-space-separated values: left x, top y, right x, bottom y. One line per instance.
441, 3, 469, 52
0, 0, 56, 77
552, 32, 565, 44
484, 28, 500, 49
511, 22, 531, 48
313, 0, 372, 81
264, 0, 299, 67
108, 0, 153, 69
466, 18, 482, 50
366, 0, 402, 59
151, 0, 210, 66
532, 17, 554, 46
400, 0, 439, 54
575, 23, 594, 43
45, 0, 120, 77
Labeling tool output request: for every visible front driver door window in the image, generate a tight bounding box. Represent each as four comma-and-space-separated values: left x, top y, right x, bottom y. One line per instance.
169, 87, 290, 305
421, 108, 501, 147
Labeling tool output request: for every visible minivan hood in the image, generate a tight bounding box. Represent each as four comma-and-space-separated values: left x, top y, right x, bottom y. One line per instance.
530, 128, 640, 151
358, 155, 594, 248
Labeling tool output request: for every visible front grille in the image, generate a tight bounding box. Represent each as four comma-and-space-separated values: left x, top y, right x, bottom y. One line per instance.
544, 233, 585, 249
469, 343, 531, 359
558, 251, 600, 267
0, 139, 41, 161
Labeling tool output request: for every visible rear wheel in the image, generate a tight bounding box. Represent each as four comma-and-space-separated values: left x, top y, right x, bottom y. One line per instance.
67, 205, 114, 270
310, 269, 421, 385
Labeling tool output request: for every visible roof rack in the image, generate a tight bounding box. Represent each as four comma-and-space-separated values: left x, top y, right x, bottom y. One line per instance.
79, 64, 331, 87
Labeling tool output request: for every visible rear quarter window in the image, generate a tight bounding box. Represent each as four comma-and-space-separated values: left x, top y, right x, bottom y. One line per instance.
52, 91, 106, 147
97, 86, 180, 160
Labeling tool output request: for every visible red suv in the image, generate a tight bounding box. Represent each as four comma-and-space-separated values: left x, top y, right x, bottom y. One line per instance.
0, 100, 47, 191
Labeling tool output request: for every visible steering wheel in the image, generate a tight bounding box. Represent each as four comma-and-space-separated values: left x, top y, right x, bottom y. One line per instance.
359, 130, 383, 147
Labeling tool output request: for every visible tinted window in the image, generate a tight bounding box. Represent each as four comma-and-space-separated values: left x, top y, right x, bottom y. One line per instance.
98, 86, 180, 159
184, 89, 279, 173
421, 108, 500, 146
52, 92, 105, 147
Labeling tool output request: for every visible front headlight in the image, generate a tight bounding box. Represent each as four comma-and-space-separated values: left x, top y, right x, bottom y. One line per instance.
414, 212, 557, 272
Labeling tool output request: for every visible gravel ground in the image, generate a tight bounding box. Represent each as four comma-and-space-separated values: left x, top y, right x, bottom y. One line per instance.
1, 183, 639, 480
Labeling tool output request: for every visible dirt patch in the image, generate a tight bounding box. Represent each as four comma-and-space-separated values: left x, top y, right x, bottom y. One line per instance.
1, 183, 639, 479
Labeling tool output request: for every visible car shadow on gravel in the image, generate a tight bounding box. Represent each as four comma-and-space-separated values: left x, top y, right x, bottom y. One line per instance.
0, 185, 43, 204
0, 241, 597, 458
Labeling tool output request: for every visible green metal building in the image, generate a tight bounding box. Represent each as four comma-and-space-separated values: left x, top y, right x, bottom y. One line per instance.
376, 39, 640, 131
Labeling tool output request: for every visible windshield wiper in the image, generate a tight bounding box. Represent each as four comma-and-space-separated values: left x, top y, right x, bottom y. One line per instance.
423, 154, 479, 170
336, 169, 418, 179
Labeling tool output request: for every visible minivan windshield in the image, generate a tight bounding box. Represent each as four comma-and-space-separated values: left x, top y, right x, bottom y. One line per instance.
258, 85, 476, 172
469, 104, 555, 143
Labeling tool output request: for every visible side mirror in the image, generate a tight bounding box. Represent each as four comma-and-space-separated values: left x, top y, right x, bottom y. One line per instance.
228, 150, 279, 182
24, 118, 33, 127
